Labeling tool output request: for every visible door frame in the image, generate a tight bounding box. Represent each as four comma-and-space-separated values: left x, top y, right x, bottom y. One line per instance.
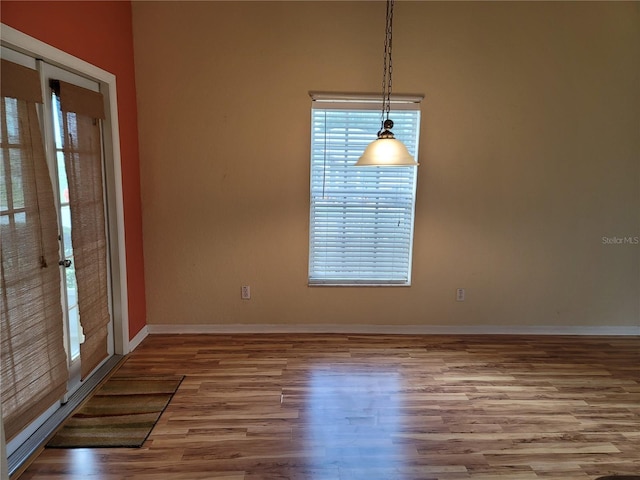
1, 24, 130, 357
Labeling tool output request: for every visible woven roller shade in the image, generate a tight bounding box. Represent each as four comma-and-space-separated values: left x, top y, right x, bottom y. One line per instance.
1, 59, 42, 103
56, 83, 110, 379
1, 60, 68, 441
53, 80, 105, 120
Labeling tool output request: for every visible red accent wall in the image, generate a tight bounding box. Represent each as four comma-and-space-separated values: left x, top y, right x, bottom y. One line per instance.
1, 1, 147, 340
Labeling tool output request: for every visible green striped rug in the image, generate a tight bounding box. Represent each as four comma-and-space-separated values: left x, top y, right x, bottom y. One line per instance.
47, 375, 183, 448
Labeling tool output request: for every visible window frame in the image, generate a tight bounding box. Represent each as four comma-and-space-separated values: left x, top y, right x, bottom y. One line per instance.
308, 92, 422, 287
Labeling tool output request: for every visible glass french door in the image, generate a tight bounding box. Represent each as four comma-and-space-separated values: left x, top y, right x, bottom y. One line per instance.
1, 36, 125, 463
39, 61, 114, 396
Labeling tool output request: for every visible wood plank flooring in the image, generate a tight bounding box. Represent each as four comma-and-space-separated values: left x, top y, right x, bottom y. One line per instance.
18, 334, 640, 479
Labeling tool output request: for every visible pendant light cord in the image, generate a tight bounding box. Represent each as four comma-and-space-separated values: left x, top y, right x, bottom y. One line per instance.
381, 0, 394, 127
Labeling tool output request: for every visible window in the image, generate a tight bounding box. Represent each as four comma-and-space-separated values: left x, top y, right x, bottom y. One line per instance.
308, 94, 421, 285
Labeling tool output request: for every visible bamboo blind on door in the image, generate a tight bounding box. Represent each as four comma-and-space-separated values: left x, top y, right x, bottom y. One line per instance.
54, 80, 110, 379
0, 59, 68, 441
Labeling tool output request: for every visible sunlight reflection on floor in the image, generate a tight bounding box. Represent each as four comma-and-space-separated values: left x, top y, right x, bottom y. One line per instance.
306, 367, 403, 478
67, 448, 101, 475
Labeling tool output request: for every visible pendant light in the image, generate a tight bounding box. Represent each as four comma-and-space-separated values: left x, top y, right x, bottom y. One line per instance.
356, 0, 418, 167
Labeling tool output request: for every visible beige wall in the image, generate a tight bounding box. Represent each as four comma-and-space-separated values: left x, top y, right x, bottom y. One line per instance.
132, 1, 639, 330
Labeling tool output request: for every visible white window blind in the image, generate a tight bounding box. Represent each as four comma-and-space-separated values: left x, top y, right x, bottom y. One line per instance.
308, 95, 421, 285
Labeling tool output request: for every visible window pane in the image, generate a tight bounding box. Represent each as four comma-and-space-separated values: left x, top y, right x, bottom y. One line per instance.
10, 148, 25, 209
0, 148, 7, 211
61, 204, 73, 257
52, 93, 63, 150
66, 260, 78, 308
4, 98, 20, 144
68, 306, 81, 360
308, 105, 420, 285
57, 152, 69, 204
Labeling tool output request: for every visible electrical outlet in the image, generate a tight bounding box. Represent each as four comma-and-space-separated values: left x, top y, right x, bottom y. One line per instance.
456, 288, 465, 302
241, 285, 251, 300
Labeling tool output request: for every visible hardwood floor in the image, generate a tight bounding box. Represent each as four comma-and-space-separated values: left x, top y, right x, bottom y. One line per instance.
18, 334, 640, 479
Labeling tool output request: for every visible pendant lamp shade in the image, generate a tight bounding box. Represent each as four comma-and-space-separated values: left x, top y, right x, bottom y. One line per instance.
356, 138, 417, 166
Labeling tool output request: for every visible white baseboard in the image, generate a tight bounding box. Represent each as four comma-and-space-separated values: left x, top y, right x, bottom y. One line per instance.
128, 325, 149, 351
146, 324, 639, 336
